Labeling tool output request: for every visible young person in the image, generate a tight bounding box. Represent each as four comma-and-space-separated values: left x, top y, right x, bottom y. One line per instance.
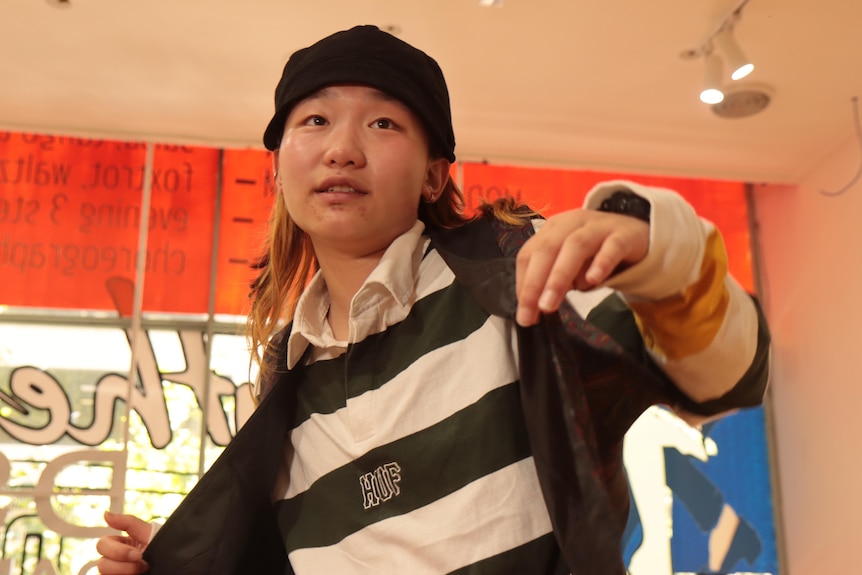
96, 25, 769, 575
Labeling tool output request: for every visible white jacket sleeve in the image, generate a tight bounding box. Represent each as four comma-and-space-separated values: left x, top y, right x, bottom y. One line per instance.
583, 180, 759, 405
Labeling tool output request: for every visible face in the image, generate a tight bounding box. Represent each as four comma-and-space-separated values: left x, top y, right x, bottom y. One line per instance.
274, 85, 448, 259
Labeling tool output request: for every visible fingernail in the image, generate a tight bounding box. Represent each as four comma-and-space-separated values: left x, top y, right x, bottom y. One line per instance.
538, 289, 556, 311
585, 264, 603, 284
516, 306, 531, 326
129, 549, 143, 561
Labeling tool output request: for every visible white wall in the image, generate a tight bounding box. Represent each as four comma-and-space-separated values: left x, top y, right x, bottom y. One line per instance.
754, 139, 862, 573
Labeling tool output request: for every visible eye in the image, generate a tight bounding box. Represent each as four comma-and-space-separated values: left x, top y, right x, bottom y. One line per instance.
303, 115, 328, 126
370, 118, 397, 130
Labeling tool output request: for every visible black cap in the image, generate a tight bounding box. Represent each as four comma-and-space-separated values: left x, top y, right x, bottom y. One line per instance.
262, 25, 456, 162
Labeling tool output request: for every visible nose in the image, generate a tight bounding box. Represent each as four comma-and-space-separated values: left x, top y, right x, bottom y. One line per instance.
323, 123, 366, 168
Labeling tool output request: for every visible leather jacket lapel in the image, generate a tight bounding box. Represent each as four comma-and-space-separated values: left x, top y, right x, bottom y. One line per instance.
143, 361, 301, 574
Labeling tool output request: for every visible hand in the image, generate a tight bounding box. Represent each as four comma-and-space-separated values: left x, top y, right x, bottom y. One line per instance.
96, 511, 152, 574
515, 208, 649, 326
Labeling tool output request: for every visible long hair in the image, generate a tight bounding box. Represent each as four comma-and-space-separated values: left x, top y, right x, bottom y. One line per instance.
246, 164, 536, 392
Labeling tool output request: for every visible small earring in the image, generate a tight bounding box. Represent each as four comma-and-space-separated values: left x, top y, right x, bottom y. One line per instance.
424, 193, 436, 203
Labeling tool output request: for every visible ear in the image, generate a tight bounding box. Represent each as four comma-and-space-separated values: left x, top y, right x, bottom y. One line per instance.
422, 158, 450, 202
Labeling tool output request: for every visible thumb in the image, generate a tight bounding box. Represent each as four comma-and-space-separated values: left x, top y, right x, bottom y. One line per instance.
104, 511, 154, 544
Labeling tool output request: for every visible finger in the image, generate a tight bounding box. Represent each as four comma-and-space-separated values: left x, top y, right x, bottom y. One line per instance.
515, 213, 571, 300
516, 212, 592, 325
104, 511, 152, 545
535, 231, 602, 312
97, 556, 149, 575
96, 536, 149, 575
515, 241, 559, 326
96, 536, 144, 562
582, 234, 629, 286
582, 218, 650, 286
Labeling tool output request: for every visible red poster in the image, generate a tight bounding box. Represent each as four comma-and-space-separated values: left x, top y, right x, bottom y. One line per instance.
0, 133, 754, 315
215, 149, 277, 316
142, 144, 218, 314
461, 163, 754, 293
0, 132, 219, 313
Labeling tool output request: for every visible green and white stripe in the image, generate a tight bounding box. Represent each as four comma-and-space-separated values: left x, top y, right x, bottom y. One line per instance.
277, 247, 559, 573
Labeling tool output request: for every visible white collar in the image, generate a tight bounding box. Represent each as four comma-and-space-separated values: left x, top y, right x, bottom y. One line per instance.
286, 220, 428, 369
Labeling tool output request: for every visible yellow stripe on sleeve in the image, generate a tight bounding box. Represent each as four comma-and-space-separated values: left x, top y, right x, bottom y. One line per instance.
628, 230, 730, 361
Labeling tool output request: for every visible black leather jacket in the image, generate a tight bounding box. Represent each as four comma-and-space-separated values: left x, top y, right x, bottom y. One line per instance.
143, 217, 770, 575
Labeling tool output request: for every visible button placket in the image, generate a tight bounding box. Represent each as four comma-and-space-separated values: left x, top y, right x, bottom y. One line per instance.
343, 296, 380, 444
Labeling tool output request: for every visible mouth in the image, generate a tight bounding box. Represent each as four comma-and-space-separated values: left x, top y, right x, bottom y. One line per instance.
317, 185, 366, 195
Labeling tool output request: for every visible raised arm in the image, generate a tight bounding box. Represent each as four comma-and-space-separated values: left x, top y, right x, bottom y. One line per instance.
515, 180, 769, 416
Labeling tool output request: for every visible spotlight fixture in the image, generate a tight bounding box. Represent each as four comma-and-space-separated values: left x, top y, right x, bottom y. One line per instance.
714, 25, 754, 80
681, 0, 756, 105
700, 51, 725, 104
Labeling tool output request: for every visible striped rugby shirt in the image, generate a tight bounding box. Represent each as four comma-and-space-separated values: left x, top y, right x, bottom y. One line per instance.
272, 181, 759, 572
276, 220, 563, 573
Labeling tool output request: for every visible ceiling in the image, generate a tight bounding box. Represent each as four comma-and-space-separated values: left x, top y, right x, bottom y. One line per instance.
3, 0, 860, 184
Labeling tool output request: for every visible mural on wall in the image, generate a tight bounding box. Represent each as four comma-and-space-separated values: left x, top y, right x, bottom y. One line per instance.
623, 407, 774, 574
0, 131, 777, 574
